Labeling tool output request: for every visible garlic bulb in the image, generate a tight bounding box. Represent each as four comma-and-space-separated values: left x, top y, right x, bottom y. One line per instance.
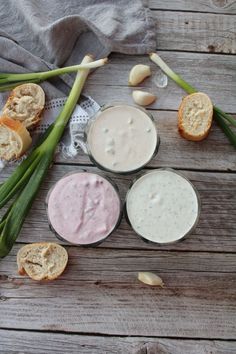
132, 90, 156, 106
129, 64, 151, 86
138, 272, 164, 287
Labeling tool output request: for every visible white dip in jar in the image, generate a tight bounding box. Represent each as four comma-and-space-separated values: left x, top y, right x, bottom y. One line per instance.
86, 104, 158, 173
126, 169, 200, 244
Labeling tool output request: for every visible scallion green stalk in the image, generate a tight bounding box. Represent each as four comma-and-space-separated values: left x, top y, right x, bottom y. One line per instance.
0, 58, 107, 92
0, 54, 106, 258
150, 52, 236, 148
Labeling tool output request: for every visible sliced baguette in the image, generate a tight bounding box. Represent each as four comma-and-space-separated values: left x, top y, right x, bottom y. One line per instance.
178, 92, 213, 141
2, 83, 45, 129
17, 242, 68, 281
0, 116, 32, 160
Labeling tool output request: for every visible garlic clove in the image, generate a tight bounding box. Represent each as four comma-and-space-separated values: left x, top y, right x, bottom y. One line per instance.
132, 90, 156, 106
138, 272, 164, 287
129, 64, 151, 86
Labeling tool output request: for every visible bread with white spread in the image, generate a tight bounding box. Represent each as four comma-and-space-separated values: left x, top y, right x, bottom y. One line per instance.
2, 83, 45, 129
178, 92, 213, 141
17, 242, 68, 281
0, 116, 32, 160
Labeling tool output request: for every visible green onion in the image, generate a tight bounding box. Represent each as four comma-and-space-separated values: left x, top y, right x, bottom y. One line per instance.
0, 54, 107, 258
150, 52, 236, 148
0, 58, 107, 92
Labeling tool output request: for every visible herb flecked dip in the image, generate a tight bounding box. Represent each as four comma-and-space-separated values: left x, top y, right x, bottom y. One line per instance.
126, 170, 199, 244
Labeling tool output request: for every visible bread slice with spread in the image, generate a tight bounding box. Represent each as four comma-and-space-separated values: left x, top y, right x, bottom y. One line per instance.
17, 243, 68, 281
0, 116, 32, 160
2, 83, 45, 129
178, 92, 213, 141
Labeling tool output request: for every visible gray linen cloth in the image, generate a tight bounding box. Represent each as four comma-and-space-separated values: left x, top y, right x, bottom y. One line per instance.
0, 0, 156, 166
0, 0, 156, 101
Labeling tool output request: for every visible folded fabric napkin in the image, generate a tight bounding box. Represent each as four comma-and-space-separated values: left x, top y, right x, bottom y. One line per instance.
0, 0, 156, 167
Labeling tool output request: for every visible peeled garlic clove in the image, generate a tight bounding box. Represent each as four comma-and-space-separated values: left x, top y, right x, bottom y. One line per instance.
138, 272, 164, 287
129, 64, 151, 86
132, 90, 156, 106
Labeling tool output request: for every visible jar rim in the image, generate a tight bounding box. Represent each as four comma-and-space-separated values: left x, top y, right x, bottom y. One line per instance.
125, 168, 201, 245
84, 102, 160, 175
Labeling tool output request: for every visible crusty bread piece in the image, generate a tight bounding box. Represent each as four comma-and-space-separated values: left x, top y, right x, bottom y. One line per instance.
0, 116, 32, 160
2, 83, 45, 129
17, 243, 68, 281
178, 92, 213, 141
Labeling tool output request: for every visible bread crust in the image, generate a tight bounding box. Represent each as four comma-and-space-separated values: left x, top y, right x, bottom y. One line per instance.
0, 116, 32, 160
178, 92, 213, 141
2, 83, 45, 129
17, 242, 68, 281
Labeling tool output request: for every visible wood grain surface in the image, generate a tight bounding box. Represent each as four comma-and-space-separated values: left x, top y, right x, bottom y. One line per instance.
83, 52, 236, 113
1, 165, 235, 252
1, 330, 236, 354
1, 245, 236, 338
149, 0, 236, 14
154, 11, 236, 53
0, 1, 235, 353
54, 111, 236, 171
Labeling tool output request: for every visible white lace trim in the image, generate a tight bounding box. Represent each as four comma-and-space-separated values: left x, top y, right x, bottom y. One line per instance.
0, 96, 100, 170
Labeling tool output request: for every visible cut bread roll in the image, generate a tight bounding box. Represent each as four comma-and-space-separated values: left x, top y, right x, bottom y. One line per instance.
17, 243, 68, 281
178, 92, 213, 141
0, 116, 32, 160
2, 83, 45, 129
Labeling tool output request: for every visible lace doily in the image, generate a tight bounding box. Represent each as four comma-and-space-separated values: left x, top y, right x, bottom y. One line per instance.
0, 96, 100, 170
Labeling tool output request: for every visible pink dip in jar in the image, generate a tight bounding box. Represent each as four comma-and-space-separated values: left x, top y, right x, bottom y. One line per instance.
47, 172, 121, 245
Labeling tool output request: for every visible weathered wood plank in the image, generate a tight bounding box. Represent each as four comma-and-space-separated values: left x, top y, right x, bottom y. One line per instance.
0, 4, 235, 346
54, 111, 236, 171
2, 54, 235, 172
0, 246, 236, 338
154, 11, 236, 54
1, 329, 236, 354
2, 245, 236, 278
0, 165, 236, 252
0, 56, 234, 171
83, 52, 236, 113
149, 0, 236, 14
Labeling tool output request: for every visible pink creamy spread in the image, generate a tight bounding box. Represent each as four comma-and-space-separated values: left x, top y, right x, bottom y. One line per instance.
47, 172, 121, 245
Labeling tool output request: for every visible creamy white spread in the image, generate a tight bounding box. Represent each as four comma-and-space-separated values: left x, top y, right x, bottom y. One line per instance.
47, 172, 121, 245
87, 105, 157, 172
126, 170, 199, 243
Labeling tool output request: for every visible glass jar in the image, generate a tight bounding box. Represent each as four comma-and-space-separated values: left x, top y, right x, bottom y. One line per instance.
124, 168, 201, 245
84, 102, 160, 174
46, 171, 123, 246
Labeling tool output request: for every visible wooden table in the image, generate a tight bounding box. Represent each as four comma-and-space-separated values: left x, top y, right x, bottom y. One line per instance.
1, 1, 236, 353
